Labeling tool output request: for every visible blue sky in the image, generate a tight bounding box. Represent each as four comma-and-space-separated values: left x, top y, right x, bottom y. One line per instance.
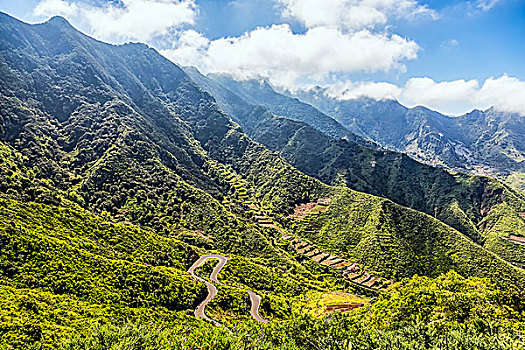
194, 0, 525, 84
1, 0, 524, 115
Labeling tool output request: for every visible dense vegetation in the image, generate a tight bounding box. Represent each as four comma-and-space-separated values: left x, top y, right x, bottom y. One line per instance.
0, 196, 325, 348
291, 89, 525, 192
288, 190, 525, 291
190, 70, 525, 266
1, 12, 525, 349
14, 272, 525, 349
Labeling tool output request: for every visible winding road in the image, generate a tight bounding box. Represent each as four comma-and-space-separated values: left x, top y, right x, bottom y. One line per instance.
188, 254, 268, 326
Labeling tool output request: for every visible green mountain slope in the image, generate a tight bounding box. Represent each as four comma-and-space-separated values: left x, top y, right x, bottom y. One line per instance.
292, 89, 525, 192
1, 13, 525, 348
205, 72, 371, 146
0, 12, 328, 227
0, 196, 320, 348
288, 190, 525, 289
187, 68, 525, 266
55, 272, 525, 349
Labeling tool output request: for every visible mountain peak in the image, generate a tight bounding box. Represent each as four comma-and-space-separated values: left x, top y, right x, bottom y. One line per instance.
45, 15, 74, 29
183, 65, 202, 75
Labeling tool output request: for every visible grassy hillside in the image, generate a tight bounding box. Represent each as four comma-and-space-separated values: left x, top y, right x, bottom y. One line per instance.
0, 196, 203, 348
1, 13, 525, 349
1, 12, 522, 286
190, 70, 525, 264
0, 196, 331, 348
286, 189, 525, 292
28, 272, 525, 349
0, 13, 329, 236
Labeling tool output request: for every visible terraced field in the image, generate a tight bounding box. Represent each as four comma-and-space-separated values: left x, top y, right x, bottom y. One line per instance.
501, 235, 525, 246
249, 195, 392, 292
207, 164, 393, 293
287, 237, 392, 291
290, 199, 332, 220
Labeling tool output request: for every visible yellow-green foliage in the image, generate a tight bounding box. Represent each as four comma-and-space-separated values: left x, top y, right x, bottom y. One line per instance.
55, 272, 525, 350
291, 189, 525, 290
217, 256, 311, 296
0, 284, 195, 349
0, 141, 29, 197
0, 199, 204, 309
481, 202, 525, 265
207, 286, 252, 320
440, 199, 483, 242
0, 196, 207, 348
481, 203, 525, 237
0, 198, 200, 269
0, 196, 331, 348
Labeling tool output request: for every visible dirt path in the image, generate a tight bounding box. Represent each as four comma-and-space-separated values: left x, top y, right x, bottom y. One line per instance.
187, 254, 268, 325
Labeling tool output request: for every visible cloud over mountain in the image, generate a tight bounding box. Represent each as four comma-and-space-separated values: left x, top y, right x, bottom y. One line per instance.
28, 0, 521, 115
34, 0, 196, 42
320, 75, 525, 115
161, 25, 419, 87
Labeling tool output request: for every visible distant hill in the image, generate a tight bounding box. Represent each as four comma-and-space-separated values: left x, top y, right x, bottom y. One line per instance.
193, 69, 525, 266
206, 72, 373, 147
291, 88, 525, 192
1, 12, 525, 348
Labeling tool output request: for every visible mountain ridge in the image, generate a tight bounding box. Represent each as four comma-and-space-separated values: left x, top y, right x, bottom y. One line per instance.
200, 72, 524, 191
1, 12, 525, 349
289, 86, 525, 191
188, 67, 525, 266
3, 11, 523, 281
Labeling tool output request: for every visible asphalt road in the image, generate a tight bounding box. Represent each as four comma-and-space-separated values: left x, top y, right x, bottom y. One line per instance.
187, 254, 225, 327
187, 254, 268, 325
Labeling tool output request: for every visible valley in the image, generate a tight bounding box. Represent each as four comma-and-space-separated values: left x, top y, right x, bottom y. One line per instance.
0, 11, 524, 350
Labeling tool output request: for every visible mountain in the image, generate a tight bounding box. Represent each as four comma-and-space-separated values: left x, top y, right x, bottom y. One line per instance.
205, 72, 373, 147
195, 70, 525, 265
291, 88, 525, 192
1, 13, 525, 349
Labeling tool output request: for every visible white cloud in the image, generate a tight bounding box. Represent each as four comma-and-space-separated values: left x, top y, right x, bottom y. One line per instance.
34, 0, 197, 42
31, 0, 520, 116
33, 0, 422, 92
476, 75, 525, 113
162, 25, 419, 87
34, 0, 79, 17
323, 81, 402, 100
276, 0, 437, 31
477, 0, 501, 11
320, 75, 525, 116
399, 77, 480, 113
161, 29, 209, 67
158, 0, 434, 87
